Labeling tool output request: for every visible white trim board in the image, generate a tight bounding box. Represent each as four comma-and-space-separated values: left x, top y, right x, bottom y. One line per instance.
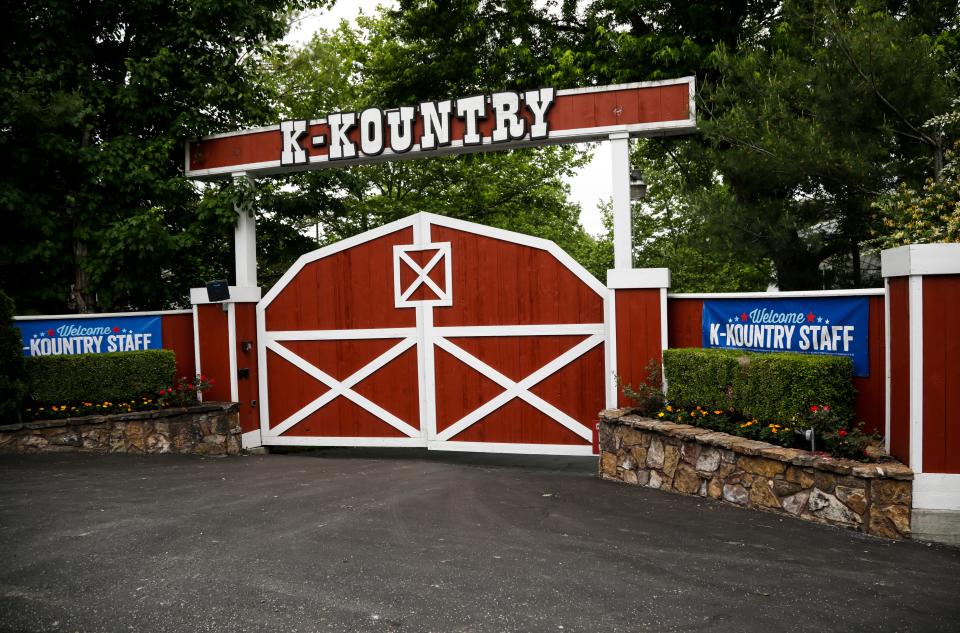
14, 310, 192, 320
908, 275, 924, 473
913, 474, 960, 511
668, 288, 884, 299
190, 286, 262, 305
428, 441, 595, 456
882, 243, 960, 277
607, 268, 670, 289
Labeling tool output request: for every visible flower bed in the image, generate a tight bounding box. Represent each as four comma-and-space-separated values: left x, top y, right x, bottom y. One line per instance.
21, 374, 215, 422
599, 409, 914, 540
652, 403, 876, 461
0, 402, 240, 456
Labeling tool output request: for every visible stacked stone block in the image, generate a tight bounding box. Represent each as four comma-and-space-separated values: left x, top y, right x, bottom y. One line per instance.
599, 409, 913, 539
0, 403, 241, 456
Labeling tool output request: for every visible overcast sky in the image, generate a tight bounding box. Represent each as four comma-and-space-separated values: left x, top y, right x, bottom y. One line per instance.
283, 1, 611, 237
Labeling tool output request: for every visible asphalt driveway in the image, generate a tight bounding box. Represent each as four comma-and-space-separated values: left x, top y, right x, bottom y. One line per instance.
0, 450, 958, 633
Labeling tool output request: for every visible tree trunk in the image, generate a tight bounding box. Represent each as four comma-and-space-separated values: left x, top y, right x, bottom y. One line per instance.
851, 239, 862, 287
72, 239, 95, 313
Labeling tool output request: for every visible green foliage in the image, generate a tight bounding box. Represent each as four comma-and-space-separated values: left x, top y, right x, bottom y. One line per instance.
1, 0, 320, 312
261, 16, 610, 282
697, 1, 957, 289
617, 360, 666, 416
24, 350, 175, 406
628, 139, 772, 291
376, 0, 958, 290
663, 348, 855, 423
735, 351, 855, 423
0, 291, 27, 421
158, 374, 214, 408
797, 405, 878, 460
657, 407, 807, 450
661, 348, 742, 411
871, 140, 960, 248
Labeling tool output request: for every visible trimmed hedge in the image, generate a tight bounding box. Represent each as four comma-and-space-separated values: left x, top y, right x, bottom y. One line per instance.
1, 293, 27, 421
663, 348, 855, 423
25, 350, 176, 405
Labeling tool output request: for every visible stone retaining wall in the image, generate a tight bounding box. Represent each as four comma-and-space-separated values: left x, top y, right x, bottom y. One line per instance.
0, 403, 241, 456
599, 409, 913, 539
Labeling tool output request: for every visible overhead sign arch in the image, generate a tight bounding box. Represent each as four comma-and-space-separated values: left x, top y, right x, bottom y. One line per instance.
184, 77, 696, 179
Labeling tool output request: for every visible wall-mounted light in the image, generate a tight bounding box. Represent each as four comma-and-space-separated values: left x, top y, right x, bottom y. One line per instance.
630, 170, 647, 201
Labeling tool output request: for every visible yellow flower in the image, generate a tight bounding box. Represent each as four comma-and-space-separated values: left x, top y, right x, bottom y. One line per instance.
713, 410, 722, 415
657, 412, 665, 418
666, 405, 673, 412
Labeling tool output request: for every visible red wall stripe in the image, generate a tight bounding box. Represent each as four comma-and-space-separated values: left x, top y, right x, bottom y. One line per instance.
615, 289, 663, 408
922, 276, 960, 473
233, 303, 260, 434
159, 313, 196, 383
196, 305, 231, 403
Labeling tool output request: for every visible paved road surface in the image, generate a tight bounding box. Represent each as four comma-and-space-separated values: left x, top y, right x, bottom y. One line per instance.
1, 450, 958, 632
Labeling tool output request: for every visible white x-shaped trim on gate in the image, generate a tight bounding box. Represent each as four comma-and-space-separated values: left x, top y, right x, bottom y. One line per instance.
393, 242, 452, 308
264, 337, 420, 438
433, 334, 603, 442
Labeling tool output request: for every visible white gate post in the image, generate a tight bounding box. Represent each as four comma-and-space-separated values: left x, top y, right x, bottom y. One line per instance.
610, 132, 633, 270
233, 172, 258, 288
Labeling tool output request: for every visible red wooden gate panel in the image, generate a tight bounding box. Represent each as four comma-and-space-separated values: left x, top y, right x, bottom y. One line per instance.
257, 213, 609, 455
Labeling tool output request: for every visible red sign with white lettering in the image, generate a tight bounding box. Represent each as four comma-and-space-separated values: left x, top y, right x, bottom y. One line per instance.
185, 77, 695, 179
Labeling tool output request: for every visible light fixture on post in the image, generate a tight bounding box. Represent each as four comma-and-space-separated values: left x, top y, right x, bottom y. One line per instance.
630, 170, 647, 201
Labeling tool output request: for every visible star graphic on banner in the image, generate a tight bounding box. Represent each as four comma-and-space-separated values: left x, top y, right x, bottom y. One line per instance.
817, 316, 823, 323
806, 312, 815, 322
825, 319, 831, 325
727, 318, 732, 323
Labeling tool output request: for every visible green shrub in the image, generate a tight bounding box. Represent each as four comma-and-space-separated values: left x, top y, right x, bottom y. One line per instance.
0, 291, 27, 422
25, 350, 176, 406
661, 348, 741, 412
663, 348, 856, 424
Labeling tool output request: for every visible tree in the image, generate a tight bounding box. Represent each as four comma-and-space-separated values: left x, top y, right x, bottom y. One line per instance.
0, 291, 26, 422
259, 15, 609, 282
872, 141, 960, 247
1, 0, 319, 313
629, 139, 772, 291
377, 0, 959, 289
697, 0, 958, 288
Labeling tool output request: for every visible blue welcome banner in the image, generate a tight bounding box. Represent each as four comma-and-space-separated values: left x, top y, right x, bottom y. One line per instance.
16, 315, 163, 358
701, 297, 869, 376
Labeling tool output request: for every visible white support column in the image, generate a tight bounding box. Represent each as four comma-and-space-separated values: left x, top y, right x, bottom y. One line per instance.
233, 172, 258, 288
609, 132, 633, 270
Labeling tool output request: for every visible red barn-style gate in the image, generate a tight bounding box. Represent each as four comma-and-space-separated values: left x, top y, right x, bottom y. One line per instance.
257, 213, 608, 455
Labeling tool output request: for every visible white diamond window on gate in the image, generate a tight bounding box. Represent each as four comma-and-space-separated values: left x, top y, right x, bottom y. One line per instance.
393, 242, 453, 308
